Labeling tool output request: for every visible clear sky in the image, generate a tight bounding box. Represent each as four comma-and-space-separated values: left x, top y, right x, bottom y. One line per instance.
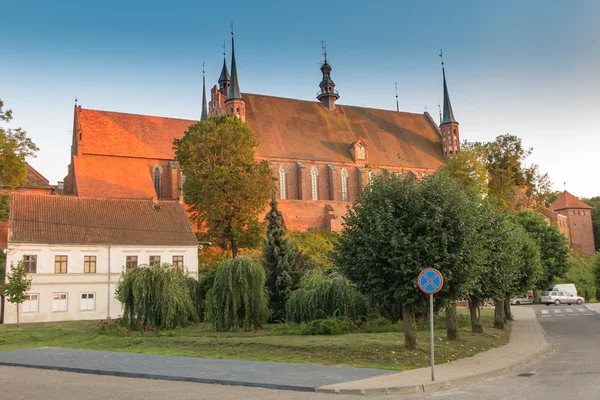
2, 0, 599, 197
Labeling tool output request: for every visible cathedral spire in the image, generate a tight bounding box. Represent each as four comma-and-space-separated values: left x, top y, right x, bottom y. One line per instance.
316, 41, 340, 111
439, 50, 460, 157
218, 40, 230, 96
201, 62, 208, 121
441, 67, 457, 124
228, 24, 242, 100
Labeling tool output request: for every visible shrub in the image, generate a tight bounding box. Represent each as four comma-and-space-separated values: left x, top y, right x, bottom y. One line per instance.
359, 316, 396, 333
205, 256, 269, 331
115, 263, 198, 330
294, 317, 357, 335
285, 272, 369, 323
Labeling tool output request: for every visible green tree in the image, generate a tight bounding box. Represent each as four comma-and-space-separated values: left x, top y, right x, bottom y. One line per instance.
582, 196, 600, 252
441, 141, 489, 199
115, 263, 197, 330
262, 198, 310, 321
2, 260, 32, 324
206, 256, 269, 331
174, 116, 276, 257
511, 210, 570, 294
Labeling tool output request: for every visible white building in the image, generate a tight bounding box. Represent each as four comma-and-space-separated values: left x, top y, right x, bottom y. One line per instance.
2, 193, 199, 324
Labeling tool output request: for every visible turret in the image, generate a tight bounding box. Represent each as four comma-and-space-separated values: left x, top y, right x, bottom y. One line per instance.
316, 42, 340, 111
225, 26, 246, 122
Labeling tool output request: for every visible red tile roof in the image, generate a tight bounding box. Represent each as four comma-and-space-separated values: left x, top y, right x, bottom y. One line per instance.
73, 156, 157, 198
550, 191, 592, 211
77, 94, 444, 170
8, 193, 198, 246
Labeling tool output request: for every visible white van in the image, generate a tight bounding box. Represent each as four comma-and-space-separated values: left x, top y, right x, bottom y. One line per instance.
549, 283, 577, 296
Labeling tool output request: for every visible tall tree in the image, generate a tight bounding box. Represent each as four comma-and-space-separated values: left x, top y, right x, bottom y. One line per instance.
582, 196, 600, 252
262, 198, 310, 321
2, 260, 32, 325
441, 141, 489, 199
174, 116, 276, 257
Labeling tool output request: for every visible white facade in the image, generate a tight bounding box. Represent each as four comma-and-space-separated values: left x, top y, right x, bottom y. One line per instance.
3, 243, 198, 324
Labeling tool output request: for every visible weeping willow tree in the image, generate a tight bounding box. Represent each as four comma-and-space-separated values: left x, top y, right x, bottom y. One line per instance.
285, 272, 369, 323
205, 256, 269, 331
115, 263, 198, 330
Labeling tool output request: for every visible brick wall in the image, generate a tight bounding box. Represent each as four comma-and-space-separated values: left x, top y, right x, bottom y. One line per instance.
560, 208, 595, 255
278, 200, 349, 232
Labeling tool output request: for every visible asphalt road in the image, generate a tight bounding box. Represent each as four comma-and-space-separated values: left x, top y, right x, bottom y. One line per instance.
1, 304, 599, 400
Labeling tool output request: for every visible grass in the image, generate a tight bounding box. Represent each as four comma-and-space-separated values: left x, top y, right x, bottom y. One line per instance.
0, 308, 510, 370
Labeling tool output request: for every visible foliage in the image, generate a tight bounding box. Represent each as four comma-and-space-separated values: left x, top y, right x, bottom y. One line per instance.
560, 251, 597, 300
441, 141, 489, 199
511, 210, 570, 290
2, 260, 32, 324
174, 116, 276, 257
582, 197, 600, 252
287, 231, 338, 271
262, 198, 310, 321
115, 263, 197, 330
0, 195, 8, 222
285, 272, 369, 323
205, 256, 269, 331
294, 316, 358, 335
0, 98, 39, 191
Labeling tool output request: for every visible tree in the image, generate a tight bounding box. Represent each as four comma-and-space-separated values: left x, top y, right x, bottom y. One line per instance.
206, 256, 269, 331
261, 198, 310, 321
582, 196, 600, 252
0, 98, 39, 191
2, 260, 32, 324
174, 116, 276, 257
441, 141, 489, 199
511, 210, 570, 293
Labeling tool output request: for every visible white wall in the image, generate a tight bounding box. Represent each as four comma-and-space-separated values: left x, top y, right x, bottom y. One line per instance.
2, 243, 198, 324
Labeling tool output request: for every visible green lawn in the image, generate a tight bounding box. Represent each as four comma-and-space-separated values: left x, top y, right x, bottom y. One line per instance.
0, 308, 510, 370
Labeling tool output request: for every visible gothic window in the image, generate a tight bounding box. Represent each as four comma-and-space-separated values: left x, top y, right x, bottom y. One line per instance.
311, 167, 319, 200
279, 166, 287, 200
357, 144, 366, 160
153, 166, 161, 198
341, 169, 348, 202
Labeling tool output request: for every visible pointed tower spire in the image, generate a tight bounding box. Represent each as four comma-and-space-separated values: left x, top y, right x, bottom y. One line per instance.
228, 23, 242, 100
438, 50, 460, 157
218, 40, 231, 96
225, 22, 246, 122
201, 62, 208, 121
317, 41, 340, 111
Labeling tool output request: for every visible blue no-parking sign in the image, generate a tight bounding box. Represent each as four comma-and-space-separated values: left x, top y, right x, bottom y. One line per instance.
418, 268, 444, 294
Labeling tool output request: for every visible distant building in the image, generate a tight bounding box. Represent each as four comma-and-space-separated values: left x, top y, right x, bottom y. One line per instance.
2, 193, 198, 324
62, 34, 461, 232
550, 191, 595, 255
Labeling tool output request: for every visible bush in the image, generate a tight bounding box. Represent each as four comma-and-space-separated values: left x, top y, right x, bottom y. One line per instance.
359, 316, 396, 333
186, 268, 219, 322
115, 263, 198, 330
285, 272, 369, 323
294, 317, 357, 335
205, 256, 269, 331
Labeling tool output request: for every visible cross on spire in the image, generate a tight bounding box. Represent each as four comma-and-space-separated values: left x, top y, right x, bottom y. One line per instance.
395, 82, 399, 112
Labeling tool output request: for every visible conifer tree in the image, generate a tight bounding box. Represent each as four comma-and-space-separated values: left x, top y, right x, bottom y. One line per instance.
261, 198, 309, 321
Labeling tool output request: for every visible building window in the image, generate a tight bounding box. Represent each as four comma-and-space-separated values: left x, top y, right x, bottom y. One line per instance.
582, 211, 586, 215
126, 256, 138, 270
54, 255, 68, 274
23, 255, 37, 274
279, 166, 287, 200
80, 293, 96, 311
84, 256, 96, 273
172, 256, 184, 269
149, 256, 161, 266
23, 294, 39, 313
311, 167, 319, 200
52, 293, 68, 312
341, 169, 349, 202
153, 166, 161, 198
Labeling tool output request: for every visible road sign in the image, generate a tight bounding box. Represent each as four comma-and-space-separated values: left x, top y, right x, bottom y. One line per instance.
418, 268, 444, 294
417, 267, 444, 382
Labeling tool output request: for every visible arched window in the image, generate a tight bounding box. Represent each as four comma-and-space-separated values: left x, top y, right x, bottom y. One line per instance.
311, 167, 319, 200
341, 169, 348, 202
153, 166, 161, 198
279, 166, 287, 200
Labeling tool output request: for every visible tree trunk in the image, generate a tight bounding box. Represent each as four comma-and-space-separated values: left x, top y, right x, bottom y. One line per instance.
445, 301, 459, 340
494, 298, 505, 330
231, 240, 238, 258
402, 303, 418, 350
468, 298, 483, 333
16, 303, 19, 325
504, 294, 513, 321
532, 288, 540, 304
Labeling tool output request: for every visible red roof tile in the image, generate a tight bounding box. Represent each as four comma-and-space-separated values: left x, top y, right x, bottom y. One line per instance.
8, 193, 198, 246
73, 156, 157, 198
550, 191, 592, 211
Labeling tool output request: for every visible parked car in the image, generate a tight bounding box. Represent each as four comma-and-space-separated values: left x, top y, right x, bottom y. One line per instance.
539, 290, 584, 305
510, 295, 533, 305
548, 283, 578, 297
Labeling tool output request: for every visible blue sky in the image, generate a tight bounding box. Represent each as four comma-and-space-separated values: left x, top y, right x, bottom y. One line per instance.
2, 0, 600, 197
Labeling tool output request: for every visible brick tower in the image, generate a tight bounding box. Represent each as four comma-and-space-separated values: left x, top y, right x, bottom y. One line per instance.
440, 60, 459, 157
550, 191, 595, 255
225, 28, 246, 122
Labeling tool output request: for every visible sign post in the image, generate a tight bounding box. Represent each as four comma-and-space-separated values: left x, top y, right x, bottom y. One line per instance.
417, 267, 444, 382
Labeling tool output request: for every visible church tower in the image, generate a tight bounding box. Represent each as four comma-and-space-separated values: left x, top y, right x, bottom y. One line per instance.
201, 63, 208, 121
218, 47, 231, 96
225, 28, 246, 122
317, 43, 340, 111
439, 54, 459, 157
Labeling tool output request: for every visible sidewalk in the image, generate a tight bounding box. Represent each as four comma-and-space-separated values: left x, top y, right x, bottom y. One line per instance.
0, 306, 551, 395
317, 306, 552, 395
